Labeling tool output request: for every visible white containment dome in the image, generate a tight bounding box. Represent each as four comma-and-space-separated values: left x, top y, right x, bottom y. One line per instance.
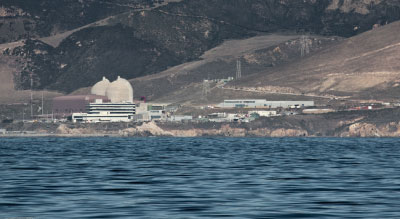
91, 77, 110, 96
106, 76, 134, 103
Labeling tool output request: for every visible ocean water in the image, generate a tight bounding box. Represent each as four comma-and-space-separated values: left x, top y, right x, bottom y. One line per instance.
1, 137, 400, 219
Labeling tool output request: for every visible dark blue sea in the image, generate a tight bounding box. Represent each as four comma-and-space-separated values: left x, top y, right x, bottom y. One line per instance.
1, 138, 400, 218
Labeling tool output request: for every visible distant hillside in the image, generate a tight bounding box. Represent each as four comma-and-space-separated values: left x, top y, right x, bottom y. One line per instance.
231, 20, 400, 101
127, 34, 342, 103
1, 0, 400, 94
0, 0, 171, 43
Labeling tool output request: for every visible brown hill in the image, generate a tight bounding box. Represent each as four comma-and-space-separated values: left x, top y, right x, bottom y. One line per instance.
129, 21, 400, 106
126, 34, 341, 104
3, 0, 400, 93
230, 21, 400, 102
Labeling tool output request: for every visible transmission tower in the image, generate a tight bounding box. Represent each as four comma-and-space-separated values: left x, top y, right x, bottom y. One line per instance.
236, 59, 242, 79
202, 79, 210, 99
300, 35, 310, 57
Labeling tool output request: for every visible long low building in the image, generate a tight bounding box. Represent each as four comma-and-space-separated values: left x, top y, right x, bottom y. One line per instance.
72, 100, 136, 123
217, 99, 314, 108
248, 110, 278, 117
88, 100, 136, 115
72, 112, 135, 123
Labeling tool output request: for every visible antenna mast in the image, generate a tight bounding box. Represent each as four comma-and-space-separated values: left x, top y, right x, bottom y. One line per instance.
300, 35, 310, 57
202, 80, 210, 100
42, 91, 44, 116
236, 59, 242, 79
30, 72, 33, 117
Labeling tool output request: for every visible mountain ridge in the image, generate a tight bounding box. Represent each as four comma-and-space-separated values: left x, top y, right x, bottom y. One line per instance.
1, 0, 400, 99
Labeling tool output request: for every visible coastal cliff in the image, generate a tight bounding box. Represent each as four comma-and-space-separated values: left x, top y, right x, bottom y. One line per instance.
2, 108, 400, 137
52, 121, 400, 137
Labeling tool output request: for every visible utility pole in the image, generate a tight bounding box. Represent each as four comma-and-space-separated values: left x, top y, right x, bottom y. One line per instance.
41, 91, 44, 116
30, 72, 33, 118
202, 79, 210, 99
300, 35, 310, 57
236, 59, 242, 80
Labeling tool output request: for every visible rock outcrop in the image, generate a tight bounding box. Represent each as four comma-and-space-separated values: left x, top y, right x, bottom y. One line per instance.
348, 123, 382, 137
119, 121, 174, 136
56, 124, 98, 135
270, 129, 308, 137
347, 122, 400, 137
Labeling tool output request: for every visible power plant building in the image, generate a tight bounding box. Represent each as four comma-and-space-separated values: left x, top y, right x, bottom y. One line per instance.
52, 76, 137, 122
52, 95, 110, 118
105, 76, 134, 103
91, 77, 110, 96
72, 99, 136, 123
54, 75, 317, 123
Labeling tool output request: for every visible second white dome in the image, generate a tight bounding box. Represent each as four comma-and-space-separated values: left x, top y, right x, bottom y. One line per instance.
105, 76, 134, 103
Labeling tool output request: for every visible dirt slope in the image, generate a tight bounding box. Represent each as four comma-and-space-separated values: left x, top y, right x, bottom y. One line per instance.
231, 21, 400, 101
125, 34, 341, 104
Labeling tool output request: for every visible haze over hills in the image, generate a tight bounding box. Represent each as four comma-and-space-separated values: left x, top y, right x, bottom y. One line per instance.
231, 20, 400, 101
1, 0, 400, 103
127, 34, 342, 104
125, 20, 400, 105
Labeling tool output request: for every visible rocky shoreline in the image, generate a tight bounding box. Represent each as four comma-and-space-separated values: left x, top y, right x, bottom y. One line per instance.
3, 108, 400, 138
0, 121, 399, 138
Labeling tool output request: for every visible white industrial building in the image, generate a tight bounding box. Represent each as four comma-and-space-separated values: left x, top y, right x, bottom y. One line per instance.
91, 76, 133, 103
72, 111, 135, 123
149, 110, 166, 121
88, 99, 135, 114
167, 115, 193, 122
207, 113, 254, 123
248, 110, 278, 117
145, 103, 170, 121
131, 113, 150, 122
72, 99, 136, 123
217, 99, 314, 108
133, 102, 151, 122
73, 76, 136, 123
